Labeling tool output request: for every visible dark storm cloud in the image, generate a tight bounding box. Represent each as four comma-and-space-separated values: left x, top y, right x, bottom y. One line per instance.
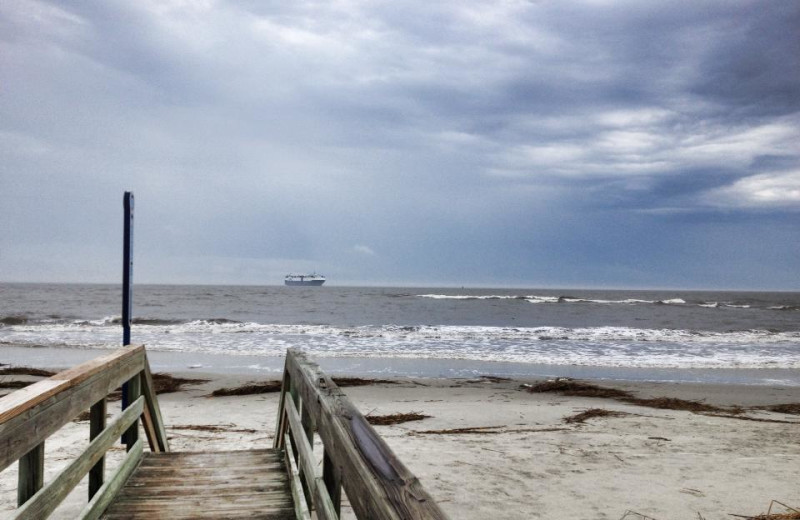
1, 0, 798, 288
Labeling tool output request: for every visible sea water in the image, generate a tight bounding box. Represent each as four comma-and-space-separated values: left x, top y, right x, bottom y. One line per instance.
1, 283, 799, 384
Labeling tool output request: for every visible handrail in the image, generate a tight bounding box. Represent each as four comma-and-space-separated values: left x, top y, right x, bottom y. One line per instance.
275, 348, 449, 520
0, 345, 169, 519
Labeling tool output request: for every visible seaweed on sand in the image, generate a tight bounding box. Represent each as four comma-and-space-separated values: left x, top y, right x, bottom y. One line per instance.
366, 412, 431, 425
730, 500, 800, 519
152, 373, 209, 394
755, 403, 800, 415
108, 373, 208, 400
0, 367, 57, 377
331, 377, 397, 387
564, 408, 629, 424
210, 381, 282, 396
525, 379, 634, 400
524, 379, 740, 415
0, 381, 32, 389
208, 376, 396, 397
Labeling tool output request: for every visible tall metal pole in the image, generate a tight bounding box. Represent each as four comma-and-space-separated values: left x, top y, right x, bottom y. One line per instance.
121, 192, 134, 415
122, 191, 134, 347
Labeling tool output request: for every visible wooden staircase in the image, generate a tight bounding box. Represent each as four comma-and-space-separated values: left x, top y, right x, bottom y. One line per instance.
0, 346, 449, 520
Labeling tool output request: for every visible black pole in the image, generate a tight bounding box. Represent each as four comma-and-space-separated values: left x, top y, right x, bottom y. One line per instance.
121, 192, 134, 415
122, 191, 134, 346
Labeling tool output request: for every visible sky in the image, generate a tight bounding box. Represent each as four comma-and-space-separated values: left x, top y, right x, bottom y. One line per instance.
1, 0, 799, 289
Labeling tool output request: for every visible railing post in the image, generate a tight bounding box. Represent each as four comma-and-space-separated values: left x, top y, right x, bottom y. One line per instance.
122, 373, 141, 451
322, 451, 342, 515
17, 442, 44, 506
274, 367, 290, 450
299, 401, 315, 510
89, 398, 106, 498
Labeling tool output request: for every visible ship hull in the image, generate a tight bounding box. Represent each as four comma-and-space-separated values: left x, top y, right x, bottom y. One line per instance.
285, 279, 326, 286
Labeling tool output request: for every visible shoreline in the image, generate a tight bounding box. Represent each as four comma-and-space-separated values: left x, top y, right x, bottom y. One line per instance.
3, 344, 800, 387
1, 365, 798, 519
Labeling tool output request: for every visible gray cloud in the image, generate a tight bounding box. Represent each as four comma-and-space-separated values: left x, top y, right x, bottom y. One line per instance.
1, 0, 798, 288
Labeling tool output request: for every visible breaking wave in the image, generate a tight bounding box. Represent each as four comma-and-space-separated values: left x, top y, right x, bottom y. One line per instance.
417, 294, 781, 310
2, 320, 799, 370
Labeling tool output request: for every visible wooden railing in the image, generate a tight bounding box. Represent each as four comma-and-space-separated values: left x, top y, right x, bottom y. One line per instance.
274, 348, 449, 520
0, 345, 169, 519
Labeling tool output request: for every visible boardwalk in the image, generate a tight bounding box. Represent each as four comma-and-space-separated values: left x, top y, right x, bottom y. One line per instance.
0, 346, 448, 520
102, 450, 294, 519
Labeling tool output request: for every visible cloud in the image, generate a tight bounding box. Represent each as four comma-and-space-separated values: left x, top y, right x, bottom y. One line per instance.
353, 245, 376, 256
704, 170, 800, 209
1, 0, 799, 288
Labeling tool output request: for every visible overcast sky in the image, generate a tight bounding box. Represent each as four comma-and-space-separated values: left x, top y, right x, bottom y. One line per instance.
1, 1, 798, 289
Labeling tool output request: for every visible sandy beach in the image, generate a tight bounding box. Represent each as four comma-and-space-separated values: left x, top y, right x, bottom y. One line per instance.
1, 367, 799, 520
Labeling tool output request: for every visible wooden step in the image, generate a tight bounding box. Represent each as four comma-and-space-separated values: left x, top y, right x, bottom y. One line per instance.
101, 449, 295, 520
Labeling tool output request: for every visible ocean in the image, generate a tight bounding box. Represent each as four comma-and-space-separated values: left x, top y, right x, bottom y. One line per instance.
1, 283, 799, 385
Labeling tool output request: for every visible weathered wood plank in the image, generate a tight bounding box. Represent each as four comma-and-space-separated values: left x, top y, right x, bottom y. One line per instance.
284, 349, 449, 520
131, 467, 285, 479
314, 476, 340, 520
116, 482, 289, 498
79, 438, 143, 520
89, 398, 107, 499
0, 349, 145, 472
140, 404, 158, 453
138, 449, 279, 462
123, 373, 141, 451
130, 464, 286, 477
283, 433, 311, 520
273, 369, 290, 450
103, 511, 294, 520
322, 450, 342, 515
16, 442, 44, 506
284, 396, 317, 499
13, 397, 144, 520
141, 354, 169, 452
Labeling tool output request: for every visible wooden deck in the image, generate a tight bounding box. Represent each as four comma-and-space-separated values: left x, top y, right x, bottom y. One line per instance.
101, 450, 294, 520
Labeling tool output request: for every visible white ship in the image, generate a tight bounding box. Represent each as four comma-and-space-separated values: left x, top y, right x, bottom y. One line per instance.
284, 273, 326, 286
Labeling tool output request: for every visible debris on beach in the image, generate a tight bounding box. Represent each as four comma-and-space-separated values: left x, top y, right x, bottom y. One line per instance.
0, 380, 32, 389
730, 499, 800, 519
524, 378, 741, 415
209, 381, 282, 396
755, 403, 800, 415
152, 373, 209, 394
415, 425, 568, 435
366, 412, 431, 425
524, 378, 633, 400
331, 376, 397, 387
169, 423, 258, 434
619, 511, 658, 520
0, 367, 58, 393
106, 373, 208, 400
0, 367, 57, 377
207, 376, 395, 397
564, 408, 629, 424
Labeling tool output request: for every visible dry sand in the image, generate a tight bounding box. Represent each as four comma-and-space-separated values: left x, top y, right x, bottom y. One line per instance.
1, 371, 799, 519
